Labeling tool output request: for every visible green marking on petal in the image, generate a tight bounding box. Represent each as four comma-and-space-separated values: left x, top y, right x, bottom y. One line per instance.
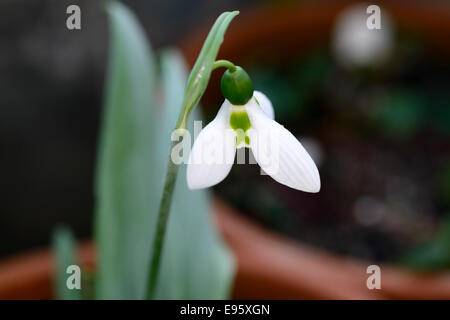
254, 96, 259, 105
230, 110, 251, 132
235, 130, 245, 146
230, 110, 251, 147
234, 129, 250, 146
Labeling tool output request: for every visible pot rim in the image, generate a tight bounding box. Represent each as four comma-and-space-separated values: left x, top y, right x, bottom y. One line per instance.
0, 199, 449, 299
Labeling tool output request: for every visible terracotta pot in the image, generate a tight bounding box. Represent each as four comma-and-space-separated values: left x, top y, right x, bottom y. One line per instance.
1, 0, 450, 300
1, 199, 450, 299
0, 241, 95, 300
216, 199, 450, 299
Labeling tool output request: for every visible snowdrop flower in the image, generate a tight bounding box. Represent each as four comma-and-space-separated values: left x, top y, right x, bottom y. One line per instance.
187, 65, 320, 192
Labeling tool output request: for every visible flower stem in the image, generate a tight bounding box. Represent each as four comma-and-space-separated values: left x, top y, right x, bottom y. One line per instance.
213, 59, 237, 72
146, 60, 237, 301
145, 10, 239, 300
146, 141, 180, 299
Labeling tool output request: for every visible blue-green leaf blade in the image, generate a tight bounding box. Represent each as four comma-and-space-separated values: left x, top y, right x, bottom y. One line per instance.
52, 226, 81, 300
94, 1, 157, 299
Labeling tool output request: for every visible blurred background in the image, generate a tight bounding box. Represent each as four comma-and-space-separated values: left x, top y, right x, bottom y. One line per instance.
0, 0, 260, 258
1, 0, 450, 299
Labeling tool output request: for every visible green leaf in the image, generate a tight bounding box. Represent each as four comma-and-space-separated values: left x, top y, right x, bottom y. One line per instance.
153, 50, 235, 299
52, 226, 81, 300
94, 1, 158, 299
96, 3, 236, 299
177, 10, 239, 129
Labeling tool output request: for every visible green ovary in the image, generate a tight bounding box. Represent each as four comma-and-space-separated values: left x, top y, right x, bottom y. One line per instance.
229, 110, 251, 146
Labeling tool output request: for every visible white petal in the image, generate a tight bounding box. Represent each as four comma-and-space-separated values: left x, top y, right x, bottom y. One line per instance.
254, 90, 275, 120
187, 101, 236, 189
246, 101, 320, 192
